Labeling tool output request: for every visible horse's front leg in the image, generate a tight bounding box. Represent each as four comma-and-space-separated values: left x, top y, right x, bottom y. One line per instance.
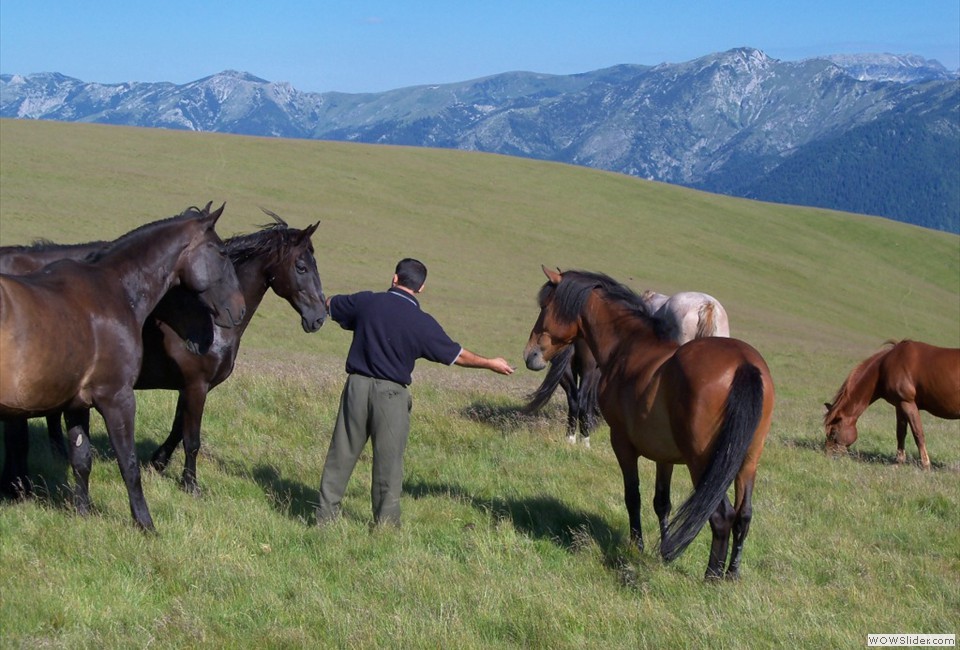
97, 389, 154, 531
900, 402, 931, 469
611, 428, 643, 551
653, 462, 674, 543
895, 408, 908, 464
64, 409, 92, 514
178, 384, 210, 495
1, 418, 31, 498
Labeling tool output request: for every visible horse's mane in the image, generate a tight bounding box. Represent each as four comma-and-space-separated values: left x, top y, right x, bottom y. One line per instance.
224, 208, 310, 266
542, 269, 662, 334
84, 205, 210, 263
0, 238, 108, 255
823, 340, 898, 424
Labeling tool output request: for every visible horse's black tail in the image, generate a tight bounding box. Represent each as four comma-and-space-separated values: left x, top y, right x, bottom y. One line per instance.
659, 363, 765, 562
521, 345, 574, 414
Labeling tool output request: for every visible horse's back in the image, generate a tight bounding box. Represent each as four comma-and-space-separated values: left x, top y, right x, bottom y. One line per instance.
883, 341, 960, 418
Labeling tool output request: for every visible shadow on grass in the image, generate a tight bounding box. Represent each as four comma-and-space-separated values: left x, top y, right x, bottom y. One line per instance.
249, 464, 317, 522
458, 399, 552, 434
785, 435, 952, 470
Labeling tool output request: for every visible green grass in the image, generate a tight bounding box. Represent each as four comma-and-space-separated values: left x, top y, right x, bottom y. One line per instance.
1, 118, 958, 648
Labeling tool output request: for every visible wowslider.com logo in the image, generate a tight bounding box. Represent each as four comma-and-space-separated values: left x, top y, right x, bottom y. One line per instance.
867, 634, 955, 647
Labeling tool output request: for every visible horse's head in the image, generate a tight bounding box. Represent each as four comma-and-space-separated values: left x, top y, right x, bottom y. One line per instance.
179, 202, 246, 328
260, 211, 326, 332
823, 402, 858, 455
523, 266, 581, 371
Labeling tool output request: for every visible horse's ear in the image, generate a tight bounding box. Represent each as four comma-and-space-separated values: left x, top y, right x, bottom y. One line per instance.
541, 265, 562, 285
299, 221, 320, 245
823, 402, 832, 413
207, 202, 226, 225
202, 200, 214, 215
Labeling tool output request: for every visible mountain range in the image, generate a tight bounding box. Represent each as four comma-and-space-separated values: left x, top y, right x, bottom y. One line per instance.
2, 48, 958, 233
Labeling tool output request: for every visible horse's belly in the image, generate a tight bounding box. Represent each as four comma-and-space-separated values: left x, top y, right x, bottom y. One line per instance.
625, 405, 684, 463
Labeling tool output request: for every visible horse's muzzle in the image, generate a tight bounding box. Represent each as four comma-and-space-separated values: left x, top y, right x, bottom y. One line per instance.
523, 346, 547, 371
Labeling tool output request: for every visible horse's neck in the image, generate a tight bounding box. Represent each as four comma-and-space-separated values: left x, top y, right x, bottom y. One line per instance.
836, 356, 884, 418
232, 256, 272, 331
580, 293, 662, 368
100, 230, 188, 324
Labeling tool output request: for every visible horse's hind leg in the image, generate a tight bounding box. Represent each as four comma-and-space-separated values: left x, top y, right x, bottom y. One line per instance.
46, 412, 67, 458
706, 496, 735, 580
64, 409, 92, 514
1, 418, 31, 498
726, 476, 755, 580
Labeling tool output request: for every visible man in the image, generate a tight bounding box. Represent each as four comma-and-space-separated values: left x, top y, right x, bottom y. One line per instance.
316, 258, 514, 527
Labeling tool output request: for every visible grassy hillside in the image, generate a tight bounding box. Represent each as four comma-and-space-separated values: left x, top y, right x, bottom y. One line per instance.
1, 118, 958, 648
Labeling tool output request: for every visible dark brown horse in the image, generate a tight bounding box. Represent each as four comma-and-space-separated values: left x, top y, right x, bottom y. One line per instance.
0, 204, 245, 530
1, 209, 326, 494
824, 340, 960, 468
523, 267, 774, 579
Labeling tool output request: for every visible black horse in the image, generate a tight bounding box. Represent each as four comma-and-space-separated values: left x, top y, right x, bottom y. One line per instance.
521, 339, 601, 446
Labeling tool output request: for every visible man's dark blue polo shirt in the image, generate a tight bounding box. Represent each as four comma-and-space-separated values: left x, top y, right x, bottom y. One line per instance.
329, 287, 462, 386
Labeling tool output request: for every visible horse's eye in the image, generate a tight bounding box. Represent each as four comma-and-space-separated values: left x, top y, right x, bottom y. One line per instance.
296, 264, 307, 274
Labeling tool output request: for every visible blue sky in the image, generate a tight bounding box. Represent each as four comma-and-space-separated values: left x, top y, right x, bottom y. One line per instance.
1, 1, 957, 93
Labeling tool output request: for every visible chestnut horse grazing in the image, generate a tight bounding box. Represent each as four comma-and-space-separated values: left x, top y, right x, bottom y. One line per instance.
523, 287, 729, 447
824, 340, 960, 468
0, 204, 245, 530
523, 267, 774, 579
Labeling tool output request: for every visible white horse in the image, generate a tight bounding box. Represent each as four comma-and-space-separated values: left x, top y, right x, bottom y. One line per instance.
640, 290, 730, 343
523, 286, 730, 447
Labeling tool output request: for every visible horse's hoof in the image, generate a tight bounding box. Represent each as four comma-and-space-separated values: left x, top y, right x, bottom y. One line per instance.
180, 480, 202, 497
149, 454, 170, 473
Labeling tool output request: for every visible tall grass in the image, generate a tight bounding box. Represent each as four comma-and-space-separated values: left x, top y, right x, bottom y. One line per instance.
1, 119, 958, 648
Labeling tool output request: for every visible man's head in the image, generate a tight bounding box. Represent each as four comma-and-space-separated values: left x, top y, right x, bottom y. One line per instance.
394, 258, 427, 293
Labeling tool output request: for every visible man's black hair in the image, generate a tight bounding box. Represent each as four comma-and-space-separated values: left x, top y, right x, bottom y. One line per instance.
395, 258, 427, 291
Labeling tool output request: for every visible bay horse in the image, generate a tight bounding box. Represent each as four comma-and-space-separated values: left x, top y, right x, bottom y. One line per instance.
523, 287, 729, 447
523, 267, 774, 579
824, 340, 960, 468
0, 208, 326, 495
0, 239, 108, 458
0, 204, 245, 530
